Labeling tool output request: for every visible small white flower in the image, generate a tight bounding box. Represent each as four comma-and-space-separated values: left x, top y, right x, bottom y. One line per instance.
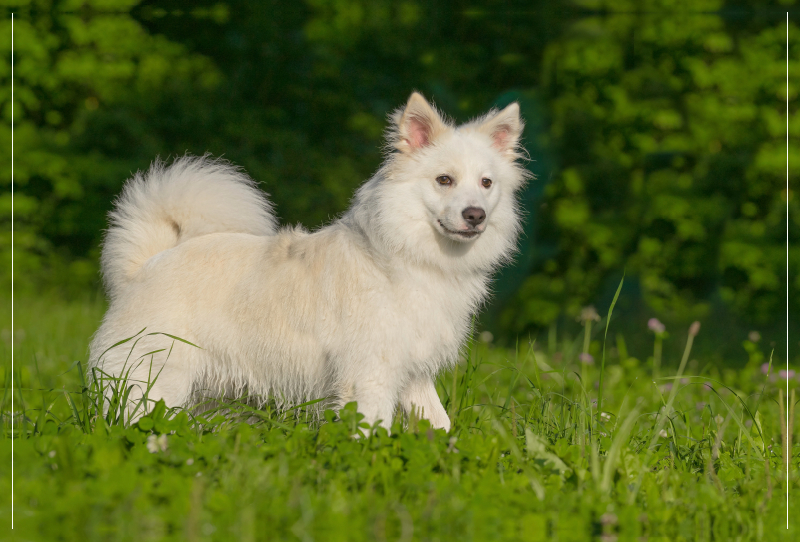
659, 429, 668, 438
146, 434, 169, 453
579, 306, 601, 323
186, 458, 194, 466
600, 512, 618, 525
48, 450, 56, 458
447, 436, 459, 453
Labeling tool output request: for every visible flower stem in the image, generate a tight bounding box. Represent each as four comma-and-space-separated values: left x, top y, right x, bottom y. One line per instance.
653, 335, 662, 380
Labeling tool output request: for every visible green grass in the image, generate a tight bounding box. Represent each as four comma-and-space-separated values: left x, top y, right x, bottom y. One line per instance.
1, 293, 797, 541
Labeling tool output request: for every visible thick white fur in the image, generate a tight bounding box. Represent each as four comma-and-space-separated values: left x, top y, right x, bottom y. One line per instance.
89, 93, 528, 431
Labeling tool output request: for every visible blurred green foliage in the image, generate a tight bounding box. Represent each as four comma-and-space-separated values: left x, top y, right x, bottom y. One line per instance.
0, 0, 797, 346
504, 0, 800, 338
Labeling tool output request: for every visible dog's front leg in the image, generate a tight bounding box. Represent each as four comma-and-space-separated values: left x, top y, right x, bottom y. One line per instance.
351, 375, 398, 432
400, 376, 451, 432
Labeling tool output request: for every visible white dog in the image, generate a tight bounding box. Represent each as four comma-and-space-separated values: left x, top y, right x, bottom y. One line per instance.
89, 93, 528, 431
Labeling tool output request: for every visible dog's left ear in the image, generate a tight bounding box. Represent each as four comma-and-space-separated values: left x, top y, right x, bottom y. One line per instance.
393, 92, 448, 153
478, 103, 524, 156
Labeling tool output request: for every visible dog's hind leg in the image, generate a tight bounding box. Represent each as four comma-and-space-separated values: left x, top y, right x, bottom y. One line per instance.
91, 337, 200, 422
112, 363, 196, 422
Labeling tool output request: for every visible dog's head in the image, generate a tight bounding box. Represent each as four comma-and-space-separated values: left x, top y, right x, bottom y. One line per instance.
351, 92, 529, 273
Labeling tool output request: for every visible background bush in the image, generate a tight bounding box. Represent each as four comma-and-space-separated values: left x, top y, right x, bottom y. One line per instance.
1, 0, 797, 361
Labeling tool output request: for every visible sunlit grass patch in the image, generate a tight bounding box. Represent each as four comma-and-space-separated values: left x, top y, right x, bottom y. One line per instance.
1, 292, 797, 541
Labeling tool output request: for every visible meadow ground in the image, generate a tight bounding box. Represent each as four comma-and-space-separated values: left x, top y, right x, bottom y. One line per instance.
0, 292, 797, 541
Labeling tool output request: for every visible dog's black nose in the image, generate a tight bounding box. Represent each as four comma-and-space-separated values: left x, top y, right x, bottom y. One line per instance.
462, 207, 486, 227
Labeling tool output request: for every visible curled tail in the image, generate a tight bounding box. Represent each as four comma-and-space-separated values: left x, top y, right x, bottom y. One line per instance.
101, 155, 277, 299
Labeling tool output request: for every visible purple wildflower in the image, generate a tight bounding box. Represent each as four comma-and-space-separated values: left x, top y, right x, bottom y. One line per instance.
779, 370, 796, 380
761, 363, 771, 375
579, 353, 594, 364
648, 318, 666, 334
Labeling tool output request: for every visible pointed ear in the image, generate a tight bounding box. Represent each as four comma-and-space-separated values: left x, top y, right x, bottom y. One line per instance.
478, 102, 524, 155
394, 92, 447, 153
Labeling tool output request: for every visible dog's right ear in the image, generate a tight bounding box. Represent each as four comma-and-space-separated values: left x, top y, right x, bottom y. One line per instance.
391, 92, 447, 153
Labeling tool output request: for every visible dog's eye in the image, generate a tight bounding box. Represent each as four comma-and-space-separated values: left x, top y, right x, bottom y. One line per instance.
482, 178, 493, 188
436, 175, 453, 186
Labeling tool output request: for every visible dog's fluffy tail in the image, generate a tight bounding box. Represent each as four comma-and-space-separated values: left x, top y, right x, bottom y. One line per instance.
101, 155, 277, 298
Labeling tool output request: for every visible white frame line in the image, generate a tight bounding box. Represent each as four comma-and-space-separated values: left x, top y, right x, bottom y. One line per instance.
786, 10, 790, 533
10, 11, 14, 532
0, 7, 793, 537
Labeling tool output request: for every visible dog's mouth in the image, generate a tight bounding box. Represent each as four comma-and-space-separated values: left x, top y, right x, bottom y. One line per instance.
437, 220, 482, 240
